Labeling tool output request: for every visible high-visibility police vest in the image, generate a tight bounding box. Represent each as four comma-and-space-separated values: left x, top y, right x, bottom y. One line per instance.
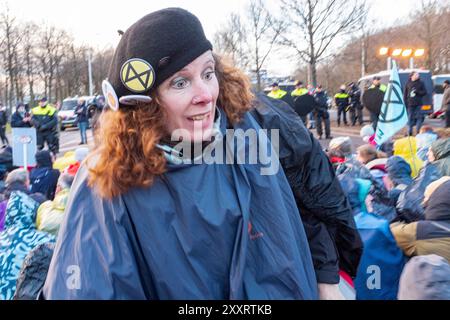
267, 89, 288, 100
370, 84, 387, 93
291, 88, 309, 97
334, 93, 350, 99
32, 105, 57, 117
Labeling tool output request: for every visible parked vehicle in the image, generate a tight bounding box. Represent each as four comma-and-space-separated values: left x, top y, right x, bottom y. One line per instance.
358, 69, 434, 114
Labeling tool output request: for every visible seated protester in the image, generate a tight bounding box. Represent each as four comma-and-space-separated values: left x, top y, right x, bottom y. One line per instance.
327, 149, 346, 172
0, 169, 46, 231
415, 126, 438, 161
11, 103, 32, 128
427, 138, 450, 176
36, 172, 75, 236
391, 177, 450, 262
30, 150, 60, 200
393, 136, 423, 178
359, 125, 393, 156
434, 128, 450, 139
0, 190, 55, 300
384, 156, 413, 206
356, 144, 388, 186
329, 137, 371, 178
338, 175, 406, 300
398, 254, 450, 300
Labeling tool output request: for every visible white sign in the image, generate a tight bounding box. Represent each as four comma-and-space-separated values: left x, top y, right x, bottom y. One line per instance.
12, 128, 37, 167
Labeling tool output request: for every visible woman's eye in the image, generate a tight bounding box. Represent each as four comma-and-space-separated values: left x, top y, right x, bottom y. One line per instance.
204, 71, 215, 81
172, 78, 188, 89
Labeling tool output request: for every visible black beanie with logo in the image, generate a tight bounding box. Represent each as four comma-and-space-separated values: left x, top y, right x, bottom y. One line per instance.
107, 8, 212, 105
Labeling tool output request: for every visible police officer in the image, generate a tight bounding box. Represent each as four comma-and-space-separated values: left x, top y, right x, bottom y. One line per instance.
31, 97, 59, 154
334, 85, 350, 126
267, 82, 295, 114
348, 81, 363, 126
291, 80, 310, 124
313, 85, 332, 140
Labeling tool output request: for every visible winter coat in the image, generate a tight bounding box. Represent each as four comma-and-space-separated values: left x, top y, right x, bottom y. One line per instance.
393, 137, 423, 178
313, 91, 329, 113
403, 78, 427, 108
11, 111, 32, 128
0, 191, 55, 300
14, 242, 55, 300
430, 138, 450, 176
391, 180, 450, 262
74, 103, 89, 123
398, 254, 450, 300
43, 100, 320, 299
386, 156, 414, 205
31, 105, 58, 133
252, 95, 362, 284
30, 167, 60, 201
338, 176, 406, 300
442, 86, 450, 110
36, 188, 70, 236
348, 85, 362, 108
0, 110, 8, 126
396, 163, 442, 223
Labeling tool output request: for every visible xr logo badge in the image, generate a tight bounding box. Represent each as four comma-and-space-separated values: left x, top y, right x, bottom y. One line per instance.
120, 58, 155, 93
378, 79, 406, 124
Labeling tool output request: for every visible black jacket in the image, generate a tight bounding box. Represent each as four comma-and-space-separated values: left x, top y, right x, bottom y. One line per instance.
313, 91, 329, 112
404, 79, 427, 108
11, 111, 32, 128
348, 85, 362, 108
252, 94, 363, 283
0, 110, 7, 126
75, 103, 89, 123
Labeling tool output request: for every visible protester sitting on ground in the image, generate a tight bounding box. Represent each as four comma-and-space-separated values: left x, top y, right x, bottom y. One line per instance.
393, 136, 423, 178
391, 177, 450, 262
415, 126, 438, 161
326, 149, 346, 172
356, 144, 388, 186
36, 172, 75, 236
30, 150, 60, 201
329, 137, 372, 180
0, 189, 55, 300
359, 125, 393, 156
384, 156, 414, 205
0, 169, 46, 231
427, 138, 450, 176
338, 175, 406, 300
397, 254, 450, 300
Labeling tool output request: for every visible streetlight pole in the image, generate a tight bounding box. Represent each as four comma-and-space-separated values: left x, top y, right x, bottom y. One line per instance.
409, 57, 414, 69
88, 50, 93, 96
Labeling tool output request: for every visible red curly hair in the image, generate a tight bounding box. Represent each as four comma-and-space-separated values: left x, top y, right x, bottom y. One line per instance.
87, 54, 254, 199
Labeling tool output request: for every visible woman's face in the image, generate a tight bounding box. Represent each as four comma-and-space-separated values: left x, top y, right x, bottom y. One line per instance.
427, 148, 436, 162
157, 51, 219, 142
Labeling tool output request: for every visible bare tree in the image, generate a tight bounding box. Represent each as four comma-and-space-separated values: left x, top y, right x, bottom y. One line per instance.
412, 0, 450, 72
21, 22, 39, 104
278, 0, 368, 86
248, 0, 286, 91
213, 13, 250, 71
37, 25, 70, 101
0, 5, 22, 111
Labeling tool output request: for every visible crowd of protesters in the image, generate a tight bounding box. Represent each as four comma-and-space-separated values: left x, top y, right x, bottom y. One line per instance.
0, 146, 88, 300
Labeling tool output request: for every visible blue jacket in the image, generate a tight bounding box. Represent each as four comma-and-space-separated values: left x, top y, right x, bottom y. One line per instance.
43, 102, 319, 299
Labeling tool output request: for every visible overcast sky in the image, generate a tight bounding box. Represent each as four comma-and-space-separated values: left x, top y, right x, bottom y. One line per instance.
1, 0, 431, 75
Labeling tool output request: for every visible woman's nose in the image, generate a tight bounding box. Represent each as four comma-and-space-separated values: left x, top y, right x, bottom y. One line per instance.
192, 81, 213, 105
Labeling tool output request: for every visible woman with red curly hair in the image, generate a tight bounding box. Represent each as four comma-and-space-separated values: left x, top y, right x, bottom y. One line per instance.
43, 8, 360, 300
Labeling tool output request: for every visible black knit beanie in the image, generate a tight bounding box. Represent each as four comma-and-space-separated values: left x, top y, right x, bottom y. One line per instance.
106, 8, 212, 108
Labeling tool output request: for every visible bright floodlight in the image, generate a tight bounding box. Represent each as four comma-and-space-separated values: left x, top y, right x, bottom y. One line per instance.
414, 49, 425, 57
392, 49, 403, 56
402, 49, 413, 57
379, 47, 389, 56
